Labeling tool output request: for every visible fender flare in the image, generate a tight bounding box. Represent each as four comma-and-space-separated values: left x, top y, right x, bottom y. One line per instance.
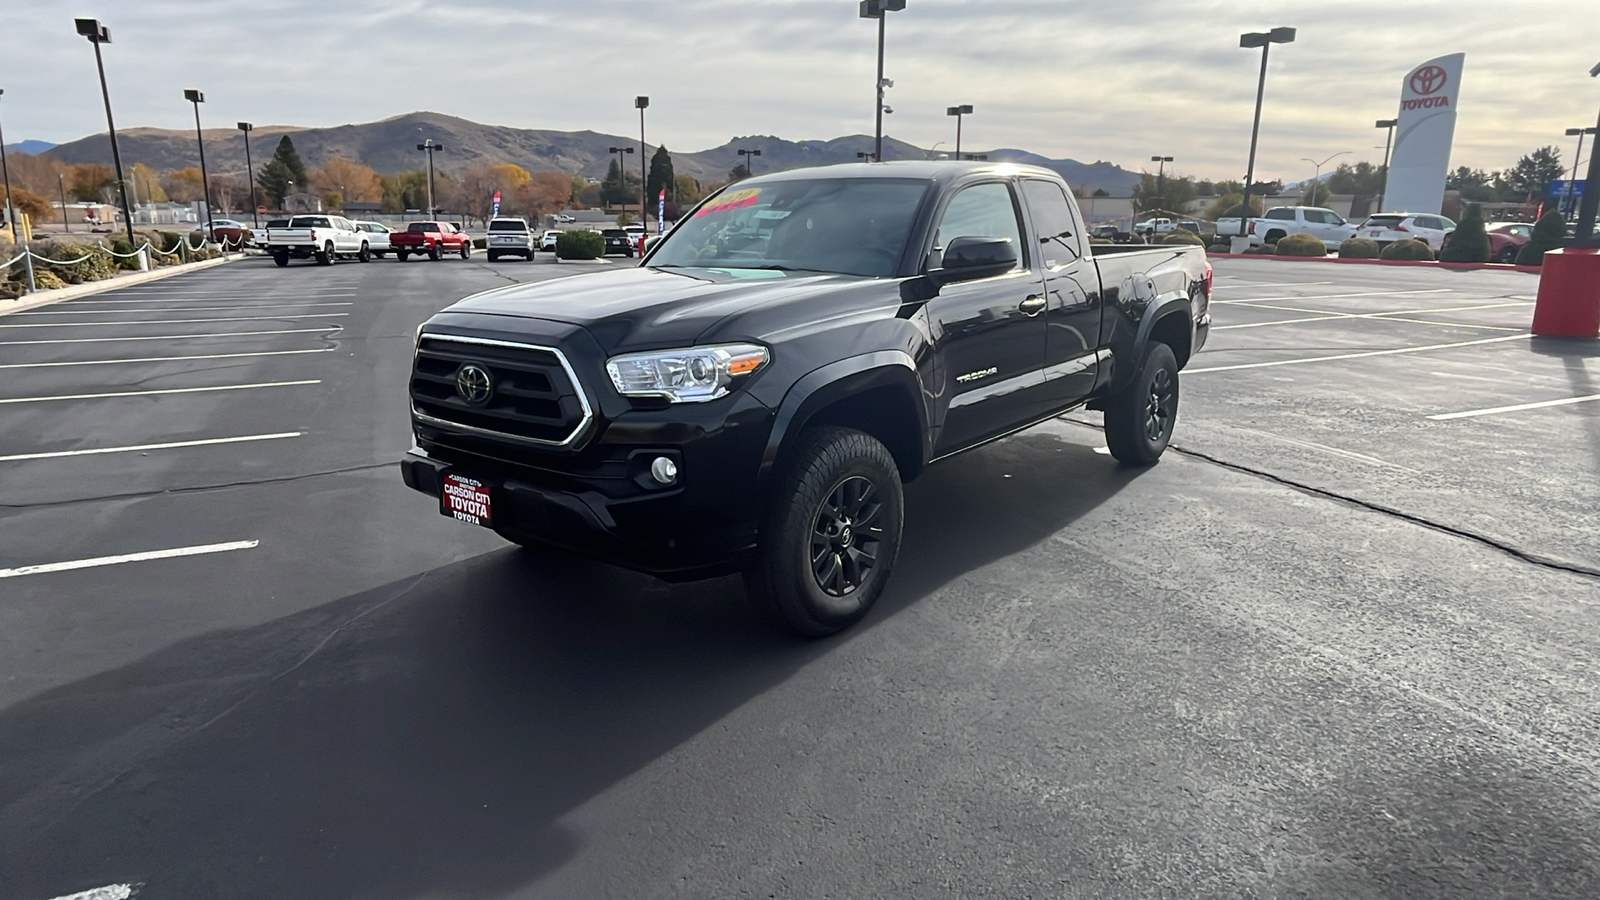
758, 350, 928, 486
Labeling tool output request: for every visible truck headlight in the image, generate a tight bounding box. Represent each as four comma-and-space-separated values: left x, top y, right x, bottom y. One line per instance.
606, 343, 769, 403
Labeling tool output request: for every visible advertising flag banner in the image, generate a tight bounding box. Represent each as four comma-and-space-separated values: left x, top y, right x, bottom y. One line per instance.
1385, 53, 1465, 215
491, 190, 502, 218
658, 189, 666, 234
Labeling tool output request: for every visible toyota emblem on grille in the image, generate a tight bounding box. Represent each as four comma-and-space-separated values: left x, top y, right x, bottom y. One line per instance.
455, 363, 494, 406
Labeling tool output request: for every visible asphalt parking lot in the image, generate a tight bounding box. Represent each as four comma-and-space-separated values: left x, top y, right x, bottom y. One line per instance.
2, 254, 1597, 898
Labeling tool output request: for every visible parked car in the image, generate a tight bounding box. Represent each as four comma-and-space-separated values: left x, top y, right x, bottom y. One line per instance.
600, 228, 635, 257
486, 217, 537, 261
1486, 221, 1533, 263
1088, 224, 1133, 243
1135, 217, 1178, 236
554, 214, 576, 223
538, 230, 561, 252
353, 221, 393, 258
1214, 207, 1355, 250
390, 221, 473, 261
264, 214, 370, 266
1356, 213, 1455, 252
400, 161, 1212, 636
206, 218, 254, 247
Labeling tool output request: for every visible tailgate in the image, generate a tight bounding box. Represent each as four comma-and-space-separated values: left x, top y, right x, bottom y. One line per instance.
270, 229, 316, 243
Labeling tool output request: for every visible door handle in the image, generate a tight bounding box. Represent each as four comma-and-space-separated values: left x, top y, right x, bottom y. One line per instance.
1019, 295, 1047, 316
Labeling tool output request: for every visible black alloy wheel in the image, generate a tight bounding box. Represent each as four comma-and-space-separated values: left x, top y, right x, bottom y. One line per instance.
428, 244, 441, 261
1104, 341, 1180, 466
460, 242, 471, 259
810, 476, 886, 598
357, 242, 370, 263
315, 242, 334, 266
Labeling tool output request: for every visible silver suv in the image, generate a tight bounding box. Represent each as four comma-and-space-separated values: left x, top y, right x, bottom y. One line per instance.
486, 217, 536, 261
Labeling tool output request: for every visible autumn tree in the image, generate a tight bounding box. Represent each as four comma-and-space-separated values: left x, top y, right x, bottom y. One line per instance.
68, 163, 114, 202
673, 174, 704, 205
5, 152, 65, 195
312, 157, 382, 208
162, 167, 206, 204
513, 171, 575, 220
379, 171, 430, 214
2, 186, 53, 222
129, 163, 168, 204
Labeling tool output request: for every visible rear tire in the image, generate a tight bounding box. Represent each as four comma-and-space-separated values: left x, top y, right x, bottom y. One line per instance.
745, 426, 904, 638
272, 250, 289, 267
487, 251, 500, 262
397, 250, 410, 262
315, 242, 334, 266
1104, 341, 1180, 467
428, 244, 441, 261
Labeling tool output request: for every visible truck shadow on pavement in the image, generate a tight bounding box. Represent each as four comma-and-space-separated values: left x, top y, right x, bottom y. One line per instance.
0, 431, 1140, 899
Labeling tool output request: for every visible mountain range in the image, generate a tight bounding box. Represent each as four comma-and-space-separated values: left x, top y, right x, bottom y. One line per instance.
37, 111, 1141, 194
4, 140, 56, 156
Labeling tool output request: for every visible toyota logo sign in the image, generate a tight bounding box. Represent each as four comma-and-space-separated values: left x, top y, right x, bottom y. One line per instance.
455, 363, 494, 406
1410, 65, 1448, 96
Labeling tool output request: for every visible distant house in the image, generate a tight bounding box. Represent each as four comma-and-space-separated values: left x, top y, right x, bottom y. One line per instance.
49, 201, 118, 226
341, 202, 382, 216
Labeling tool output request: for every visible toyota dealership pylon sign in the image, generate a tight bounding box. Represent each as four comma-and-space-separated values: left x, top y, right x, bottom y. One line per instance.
1384, 53, 1465, 215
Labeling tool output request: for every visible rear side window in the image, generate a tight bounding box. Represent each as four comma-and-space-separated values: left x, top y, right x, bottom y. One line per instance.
1022, 179, 1080, 263
408, 222, 440, 233
1265, 208, 1295, 220
934, 182, 1024, 266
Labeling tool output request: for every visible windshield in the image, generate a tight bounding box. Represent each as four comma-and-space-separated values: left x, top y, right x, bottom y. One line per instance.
489, 220, 527, 231
649, 177, 928, 277
289, 216, 331, 228
408, 222, 441, 233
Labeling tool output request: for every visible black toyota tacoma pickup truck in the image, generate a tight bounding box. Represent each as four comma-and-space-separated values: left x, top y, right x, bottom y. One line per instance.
402, 162, 1211, 635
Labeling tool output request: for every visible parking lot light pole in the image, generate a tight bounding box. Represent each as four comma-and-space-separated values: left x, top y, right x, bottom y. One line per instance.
738, 148, 762, 176
0, 89, 36, 293
238, 122, 259, 228
59, 172, 71, 233
184, 90, 216, 243
1374, 119, 1397, 213
1563, 126, 1597, 221
1573, 62, 1600, 248
1300, 151, 1349, 204
75, 18, 135, 247
416, 140, 444, 218
1237, 26, 1296, 237
947, 105, 973, 158
1150, 155, 1173, 211
636, 96, 649, 230
860, 0, 906, 164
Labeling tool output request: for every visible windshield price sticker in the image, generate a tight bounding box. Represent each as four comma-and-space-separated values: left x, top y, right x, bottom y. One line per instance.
694, 188, 762, 218
441, 474, 493, 527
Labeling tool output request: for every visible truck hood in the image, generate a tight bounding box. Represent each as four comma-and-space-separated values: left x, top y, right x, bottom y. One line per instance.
443, 265, 879, 354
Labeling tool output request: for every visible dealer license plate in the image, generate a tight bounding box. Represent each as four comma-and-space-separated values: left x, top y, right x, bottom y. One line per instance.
441, 473, 494, 527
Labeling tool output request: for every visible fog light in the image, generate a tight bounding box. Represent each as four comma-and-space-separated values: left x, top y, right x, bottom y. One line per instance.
650, 456, 679, 485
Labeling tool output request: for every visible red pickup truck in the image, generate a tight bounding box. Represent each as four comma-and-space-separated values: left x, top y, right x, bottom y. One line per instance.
392, 221, 473, 261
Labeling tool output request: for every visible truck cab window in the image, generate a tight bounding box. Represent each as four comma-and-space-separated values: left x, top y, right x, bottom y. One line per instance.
934, 182, 1023, 268
1022, 179, 1080, 261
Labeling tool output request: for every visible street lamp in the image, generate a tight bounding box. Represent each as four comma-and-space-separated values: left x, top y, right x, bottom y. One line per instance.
74, 18, 136, 247
59, 172, 70, 233
0, 89, 36, 293
635, 96, 650, 230
416, 139, 444, 217
1300, 151, 1349, 205
1236, 26, 1296, 237
947, 105, 973, 158
738, 148, 762, 176
860, 0, 907, 165
1374, 119, 1397, 213
238, 122, 259, 228
1151, 155, 1173, 212
1563, 126, 1597, 221
857, 151, 874, 161
1573, 62, 1600, 248
183, 89, 216, 243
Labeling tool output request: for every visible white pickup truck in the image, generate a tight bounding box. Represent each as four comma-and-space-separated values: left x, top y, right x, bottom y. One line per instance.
1216, 206, 1356, 250
265, 215, 371, 267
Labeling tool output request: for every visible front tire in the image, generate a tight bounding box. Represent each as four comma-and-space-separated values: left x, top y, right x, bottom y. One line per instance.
460, 242, 471, 259
357, 242, 370, 263
746, 427, 904, 637
1104, 341, 1179, 466
1497, 245, 1518, 264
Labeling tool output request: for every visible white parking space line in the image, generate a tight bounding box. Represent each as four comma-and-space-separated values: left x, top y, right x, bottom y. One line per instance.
21, 303, 354, 314
0, 347, 336, 369
1187, 333, 1529, 373
0, 326, 339, 345
0, 432, 301, 462
1428, 394, 1600, 421
1, 541, 257, 580
1214, 301, 1530, 331
0, 313, 350, 328
0, 380, 321, 404
1213, 280, 1337, 289
1234, 426, 1420, 472
1213, 289, 1456, 305
66, 294, 357, 303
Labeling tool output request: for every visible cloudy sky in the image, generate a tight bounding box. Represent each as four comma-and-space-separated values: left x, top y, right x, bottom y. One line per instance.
3, 0, 1597, 182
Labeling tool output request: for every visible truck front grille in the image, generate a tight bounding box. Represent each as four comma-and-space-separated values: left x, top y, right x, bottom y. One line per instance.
410, 335, 593, 448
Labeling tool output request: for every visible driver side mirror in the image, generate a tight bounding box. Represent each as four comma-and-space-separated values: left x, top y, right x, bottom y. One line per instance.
929, 236, 1019, 285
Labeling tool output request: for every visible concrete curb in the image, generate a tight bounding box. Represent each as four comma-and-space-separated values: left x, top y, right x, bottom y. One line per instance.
0, 254, 243, 317
1204, 252, 1543, 275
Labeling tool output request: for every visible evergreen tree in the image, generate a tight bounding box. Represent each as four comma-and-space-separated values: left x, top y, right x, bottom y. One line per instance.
728, 163, 751, 183
600, 158, 634, 205
257, 136, 309, 208
648, 146, 675, 202
1515, 210, 1567, 266
1439, 203, 1490, 263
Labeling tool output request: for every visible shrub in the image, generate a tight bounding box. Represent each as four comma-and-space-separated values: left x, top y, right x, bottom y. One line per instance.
110, 237, 142, 271
1207, 241, 1232, 254
1124, 232, 1146, 245
1380, 238, 1435, 261
1159, 230, 1205, 245
1245, 243, 1277, 255
1275, 233, 1327, 257
33, 241, 116, 284
556, 229, 604, 260
1338, 238, 1381, 259
33, 269, 67, 290
1515, 211, 1567, 267
1439, 203, 1490, 263
1088, 237, 1113, 245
